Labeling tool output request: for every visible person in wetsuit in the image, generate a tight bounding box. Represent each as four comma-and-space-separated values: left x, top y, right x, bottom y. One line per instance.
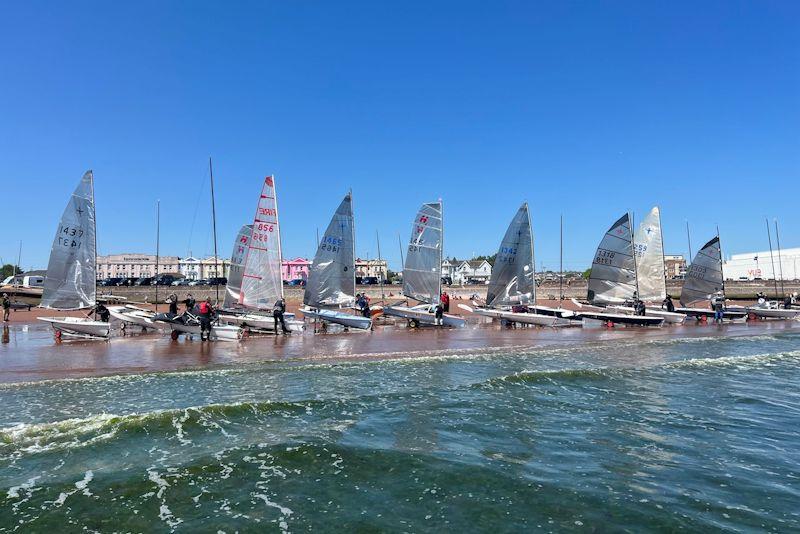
663, 294, 675, 312
184, 293, 196, 314
94, 303, 110, 322
272, 297, 289, 335
198, 297, 214, 341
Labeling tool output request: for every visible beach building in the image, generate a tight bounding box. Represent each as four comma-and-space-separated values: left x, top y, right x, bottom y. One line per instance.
178, 257, 202, 281
355, 258, 388, 280
453, 260, 492, 285
441, 259, 455, 280
282, 258, 311, 281
723, 247, 800, 281
664, 255, 687, 279
97, 254, 180, 280
199, 257, 230, 279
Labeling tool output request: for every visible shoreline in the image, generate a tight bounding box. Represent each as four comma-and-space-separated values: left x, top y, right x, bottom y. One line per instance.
2, 315, 798, 385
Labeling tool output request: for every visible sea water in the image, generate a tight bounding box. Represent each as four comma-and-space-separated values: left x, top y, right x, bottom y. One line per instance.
2, 332, 799, 531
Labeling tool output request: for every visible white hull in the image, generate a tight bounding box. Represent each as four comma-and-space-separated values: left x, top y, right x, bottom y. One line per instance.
300, 307, 372, 330
745, 307, 800, 320
218, 312, 305, 332
472, 307, 579, 327
576, 310, 664, 327
608, 305, 687, 324
383, 305, 466, 327
38, 316, 110, 338
107, 305, 163, 330
168, 322, 241, 341
675, 307, 748, 322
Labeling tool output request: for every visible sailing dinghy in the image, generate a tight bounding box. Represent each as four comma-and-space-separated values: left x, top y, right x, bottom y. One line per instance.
606, 207, 685, 324
300, 192, 371, 330
383, 201, 466, 327
217, 175, 304, 333
580, 213, 663, 327
676, 236, 746, 321
37, 171, 111, 339
469, 203, 579, 327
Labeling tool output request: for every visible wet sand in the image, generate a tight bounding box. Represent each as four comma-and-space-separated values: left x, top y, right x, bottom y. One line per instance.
2, 313, 798, 384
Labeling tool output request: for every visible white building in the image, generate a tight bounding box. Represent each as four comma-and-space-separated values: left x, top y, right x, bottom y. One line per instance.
355, 258, 388, 280
96, 254, 180, 280
200, 256, 230, 279
723, 247, 800, 281
453, 260, 493, 285
179, 257, 202, 280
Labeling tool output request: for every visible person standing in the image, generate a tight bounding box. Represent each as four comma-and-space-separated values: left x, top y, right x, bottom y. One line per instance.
441, 291, 450, 313
434, 303, 444, 326
168, 293, 178, 315
198, 297, 214, 341
93, 303, 110, 322
273, 297, 289, 335
662, 294, 675, 313
184, 293, 196, 315
712, 291, 725, 324
2, 293, 10, 322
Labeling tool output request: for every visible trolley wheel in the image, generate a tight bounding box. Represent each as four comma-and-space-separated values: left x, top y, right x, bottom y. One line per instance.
606, 320, 614, 328
55, 330, 62, 340
170, 330, 179, 340
411, 319, 420, 328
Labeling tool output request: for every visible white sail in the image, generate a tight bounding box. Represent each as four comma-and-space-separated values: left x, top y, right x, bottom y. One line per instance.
403, 201, 442, 304
239, 176, 283, 310
41, 171, 97, 310
633, 206, 667, 302
587, 213, 637, 304
486, 202, 535, 307
304, 193, 355, 308
680, 236, 723, 307
222, 224, 252, 309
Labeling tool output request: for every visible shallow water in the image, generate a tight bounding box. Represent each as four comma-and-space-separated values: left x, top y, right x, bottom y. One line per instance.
2, 330, 800, 531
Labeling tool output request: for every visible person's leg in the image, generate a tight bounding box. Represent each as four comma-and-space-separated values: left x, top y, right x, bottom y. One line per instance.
273, 314, 279, 335
280, 314, 289, 334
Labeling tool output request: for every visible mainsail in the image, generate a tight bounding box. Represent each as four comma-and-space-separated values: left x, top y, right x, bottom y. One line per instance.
222, 224, 252, 309
41, 170, 97, 310
485, 202, 535, 307
680, 236, 723, 307
587, 213, 637, 304
239, 176, 283, 310
633, 206, 667, 302
403, 201, 442, 304
304, 193, 355, 308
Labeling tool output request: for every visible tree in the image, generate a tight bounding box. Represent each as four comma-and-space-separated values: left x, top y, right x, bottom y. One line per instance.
582, 268, 592, 280
1, 264, 21, 279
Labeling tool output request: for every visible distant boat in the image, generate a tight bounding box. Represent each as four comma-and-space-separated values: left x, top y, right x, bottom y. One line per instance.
217, 175, 303, 333
300, 192, 372, 330
581, 212, 663, 327
676, 236, 746, 321
37, 171, 110, 339
468, 203, 578, 327
383, 201, 466, 327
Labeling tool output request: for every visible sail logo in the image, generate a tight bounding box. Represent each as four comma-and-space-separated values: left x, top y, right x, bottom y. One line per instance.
265, 176, 274, 187
259, 208, 277, 217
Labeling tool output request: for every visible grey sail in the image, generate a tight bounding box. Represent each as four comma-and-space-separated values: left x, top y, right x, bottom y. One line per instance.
680, 236, 723, 307
303, 193, 355, 308
222, 224, 252, 309
633, 206, 667, 302
403, 201, 442, 304
587, 213, 637, 304
41, 170, 97, 310
486, 202, 535, 307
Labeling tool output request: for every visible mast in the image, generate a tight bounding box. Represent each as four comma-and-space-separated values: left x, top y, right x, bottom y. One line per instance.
209, 157, 220, 304
716, 225, 725, 297
437, 199, 443, 304
775, 219, 786, 296
155, 200, 160, 312
349, 189, 356, 304
766, 218, 779, 299
685, 221, 693, 263
91, 171, 97, 308
630, 211, 640, 299
376, 230, 385, 302
559, 213, 563, 302
16, 240, 22, 280
658, 207, 667, 297
398, 233, 405, 302
273, 175, 285, 299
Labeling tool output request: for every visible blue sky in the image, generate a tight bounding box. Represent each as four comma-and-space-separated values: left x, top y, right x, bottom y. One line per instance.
1, 1, 798, 272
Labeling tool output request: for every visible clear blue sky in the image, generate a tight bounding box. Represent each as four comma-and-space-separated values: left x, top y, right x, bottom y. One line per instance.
2, 1, 798, 273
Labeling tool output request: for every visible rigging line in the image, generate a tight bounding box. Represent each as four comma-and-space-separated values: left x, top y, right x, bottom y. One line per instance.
186, 162, 208, 258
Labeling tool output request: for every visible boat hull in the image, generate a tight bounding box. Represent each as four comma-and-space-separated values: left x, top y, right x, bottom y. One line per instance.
107, 306, 163, 330
218, 312, 305, 332
675, 307, 748, 321
168, 322, 241, 341
383, 305, 466, 328
37, 316, 111, 338
472, 307, 579, 327
744, 307, 800, 320
608, 305, 687, 324
576, 311, 664, 327
300, 307, 372, 330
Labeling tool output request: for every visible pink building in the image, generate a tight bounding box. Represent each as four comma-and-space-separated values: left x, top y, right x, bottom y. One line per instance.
282, 257, 311, 281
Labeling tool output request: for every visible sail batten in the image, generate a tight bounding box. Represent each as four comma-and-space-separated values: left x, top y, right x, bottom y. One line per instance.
403, 202, 442, 304
486, 203, 535, 307
239, 176, 283, 310
634, 206, 667, 301
304, 193, 355, 308
680, 236, 723, 307
41, 171, 97, 310
587, 213, 637, 304
222, 224, 252, 309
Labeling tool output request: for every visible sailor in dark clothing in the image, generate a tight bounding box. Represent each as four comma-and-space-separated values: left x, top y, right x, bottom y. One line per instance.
360, 295, 371, 318
434, 303, 444, 326
198, 298, 214, 341
2, 293, 10, 322
784, 295, 793, 310
184, 293, 196, 314
168, 293, 178, 315
663, 295, 675, 313
273, 297, 289, 335
633, 297, 646, 316
94, 303, 110, 322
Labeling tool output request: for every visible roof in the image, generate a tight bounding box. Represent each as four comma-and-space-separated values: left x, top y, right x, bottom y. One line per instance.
19, 270, 46, 277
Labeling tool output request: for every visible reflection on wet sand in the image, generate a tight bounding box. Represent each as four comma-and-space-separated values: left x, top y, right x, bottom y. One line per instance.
1, 320, 799, 384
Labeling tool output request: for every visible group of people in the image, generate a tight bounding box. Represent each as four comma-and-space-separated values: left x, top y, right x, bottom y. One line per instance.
164, 292, 217, 340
